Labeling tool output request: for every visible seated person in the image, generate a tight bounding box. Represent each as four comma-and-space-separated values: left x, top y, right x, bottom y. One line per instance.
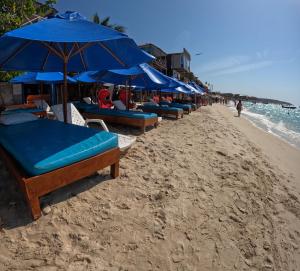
152, 95, 160, 104
97, 89, 113, 109
166, 96, 173, 102
119, 88, 135, 109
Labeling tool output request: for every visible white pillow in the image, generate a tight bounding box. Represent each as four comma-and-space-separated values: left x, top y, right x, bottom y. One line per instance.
0, 113, 38, 125
113, 100, 126, 110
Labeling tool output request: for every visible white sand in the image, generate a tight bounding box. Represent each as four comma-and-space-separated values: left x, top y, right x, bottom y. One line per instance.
0, 105, 300, 270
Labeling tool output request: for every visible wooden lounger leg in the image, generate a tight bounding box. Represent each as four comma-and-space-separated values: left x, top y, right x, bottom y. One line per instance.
111, 161, 119, 178
27, 196, 42, 220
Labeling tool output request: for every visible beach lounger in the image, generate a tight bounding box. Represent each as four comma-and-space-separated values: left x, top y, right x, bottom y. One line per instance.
2, 107, 47, 118
51, 103, 136, 152
138, 104, 184, 119
75, 102, 159, 133
33, 99, 55, 118
160, 101, 192, 114
0, 115, 120, 219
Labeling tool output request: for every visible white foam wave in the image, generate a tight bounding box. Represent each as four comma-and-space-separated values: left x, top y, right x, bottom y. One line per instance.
242, 109, 300, 149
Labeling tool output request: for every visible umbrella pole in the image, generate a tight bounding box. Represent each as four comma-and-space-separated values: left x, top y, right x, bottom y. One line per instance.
125, 80, 128, 110
63, 44, 68, 123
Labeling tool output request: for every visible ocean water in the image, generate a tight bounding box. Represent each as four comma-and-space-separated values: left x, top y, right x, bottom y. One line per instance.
228, 102, 300, 149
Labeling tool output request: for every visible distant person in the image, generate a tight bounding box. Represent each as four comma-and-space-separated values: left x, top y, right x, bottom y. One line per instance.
236, 100, 242, 117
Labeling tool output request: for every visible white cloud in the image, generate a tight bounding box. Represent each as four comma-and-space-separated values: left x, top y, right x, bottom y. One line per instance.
195, 51, 273, 77
213, 60, 273, 76
198, 55, 251, 73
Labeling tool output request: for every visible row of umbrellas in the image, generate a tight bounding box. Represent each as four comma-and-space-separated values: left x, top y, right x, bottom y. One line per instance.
10, 65, 205, 95
0, 11, 204, 122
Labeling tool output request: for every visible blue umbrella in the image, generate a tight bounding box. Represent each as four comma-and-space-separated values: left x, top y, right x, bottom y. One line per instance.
189, 81, 205, 94
76, 63, 180, 90
0, 11, 152, 122
10, 72, 76, 84
10, 72, 77, 105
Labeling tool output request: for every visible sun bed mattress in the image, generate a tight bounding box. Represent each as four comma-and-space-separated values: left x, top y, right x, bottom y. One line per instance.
160, 101, 191, 110
0, 119, 118, 176
75, 103, 157, 119
139, 105, 183, 112
2, 108, 45, 115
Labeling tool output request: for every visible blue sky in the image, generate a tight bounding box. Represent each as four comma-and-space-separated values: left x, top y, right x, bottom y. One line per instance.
51, 0, 300, 104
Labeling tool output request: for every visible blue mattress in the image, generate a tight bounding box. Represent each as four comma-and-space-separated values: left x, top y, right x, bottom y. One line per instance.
75, 103, 157, 119
140, 105, 183, 112
2, 108, 45, 115
160, 102, 191, 110
0, 119, 118, 176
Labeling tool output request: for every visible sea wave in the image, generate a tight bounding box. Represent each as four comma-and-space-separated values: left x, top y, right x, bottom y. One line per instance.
228, 103, 300, 149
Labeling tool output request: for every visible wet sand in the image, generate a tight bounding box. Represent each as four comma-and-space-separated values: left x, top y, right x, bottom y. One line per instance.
0, 105, 299, 270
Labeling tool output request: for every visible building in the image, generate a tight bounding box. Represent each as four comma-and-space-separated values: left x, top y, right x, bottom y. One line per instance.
166, 48, 191, 82
139, 43, 167, 74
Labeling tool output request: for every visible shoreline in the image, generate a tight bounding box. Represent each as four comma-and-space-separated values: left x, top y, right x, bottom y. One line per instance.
215, 104, 300, 192
230, 105, 300, 151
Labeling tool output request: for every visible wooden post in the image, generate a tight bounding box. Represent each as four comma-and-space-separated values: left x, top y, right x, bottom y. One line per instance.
125, 80, 129, 110
63, 43, 68, 123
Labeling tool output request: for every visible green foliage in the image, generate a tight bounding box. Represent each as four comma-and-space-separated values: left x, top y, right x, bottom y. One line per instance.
93, 12, 100, 24
0, 0, 57, 81
0, 0, 35, 36
92, 12, 126, 33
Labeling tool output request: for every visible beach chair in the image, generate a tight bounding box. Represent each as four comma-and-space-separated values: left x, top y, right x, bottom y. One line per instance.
0, 114, 120, 219
113, 100, 163, 122
33, 99, 55, 118
51, 103, 136, 152
160, 101, 192, 114
78, 101, 159, 133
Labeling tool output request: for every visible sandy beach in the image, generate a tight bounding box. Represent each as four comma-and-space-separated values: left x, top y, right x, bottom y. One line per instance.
0, 105, 300, 271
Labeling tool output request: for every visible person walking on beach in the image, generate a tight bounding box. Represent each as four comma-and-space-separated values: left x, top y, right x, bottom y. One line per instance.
236, 100, 242, 117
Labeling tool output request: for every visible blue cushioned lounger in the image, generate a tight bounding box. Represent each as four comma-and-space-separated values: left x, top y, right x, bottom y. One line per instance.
75, 103, 157, 119
138, 104, 184, 119
140, 105, 182, 112
75, 103, 159, 132
160, 101, 192, 113
2, 108, 45, 115
0, 119, 118, 176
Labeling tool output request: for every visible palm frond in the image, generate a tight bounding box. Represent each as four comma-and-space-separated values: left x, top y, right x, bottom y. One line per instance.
113, 25, 126, 33
101, 16, 111, 27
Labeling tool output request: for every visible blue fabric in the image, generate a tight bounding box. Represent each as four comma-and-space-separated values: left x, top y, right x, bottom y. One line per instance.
139, 105, 183, 112
160, 101, 192, 110
189, 81, 205, 94
75, 63, 181, 90
75, 103, 157, 119
0, 119, 118, 176
1, 108, 45, 115
10, 72, 76, 84
0, 11, 152, 72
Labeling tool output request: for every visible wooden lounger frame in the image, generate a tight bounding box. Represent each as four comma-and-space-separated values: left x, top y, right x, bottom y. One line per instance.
81, 111, 158, 133
0, 146, 120, 220
181, 107, 192, 114
139, 107, 184, 119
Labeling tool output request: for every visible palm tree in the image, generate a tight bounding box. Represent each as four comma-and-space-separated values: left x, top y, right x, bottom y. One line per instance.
92, 12, 125, 33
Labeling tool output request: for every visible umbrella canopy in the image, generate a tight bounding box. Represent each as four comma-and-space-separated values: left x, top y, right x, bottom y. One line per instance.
0, 11, 153, 122
189, 81, 205, 94
10, 72, 76, 84
76, 63, 181, 90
